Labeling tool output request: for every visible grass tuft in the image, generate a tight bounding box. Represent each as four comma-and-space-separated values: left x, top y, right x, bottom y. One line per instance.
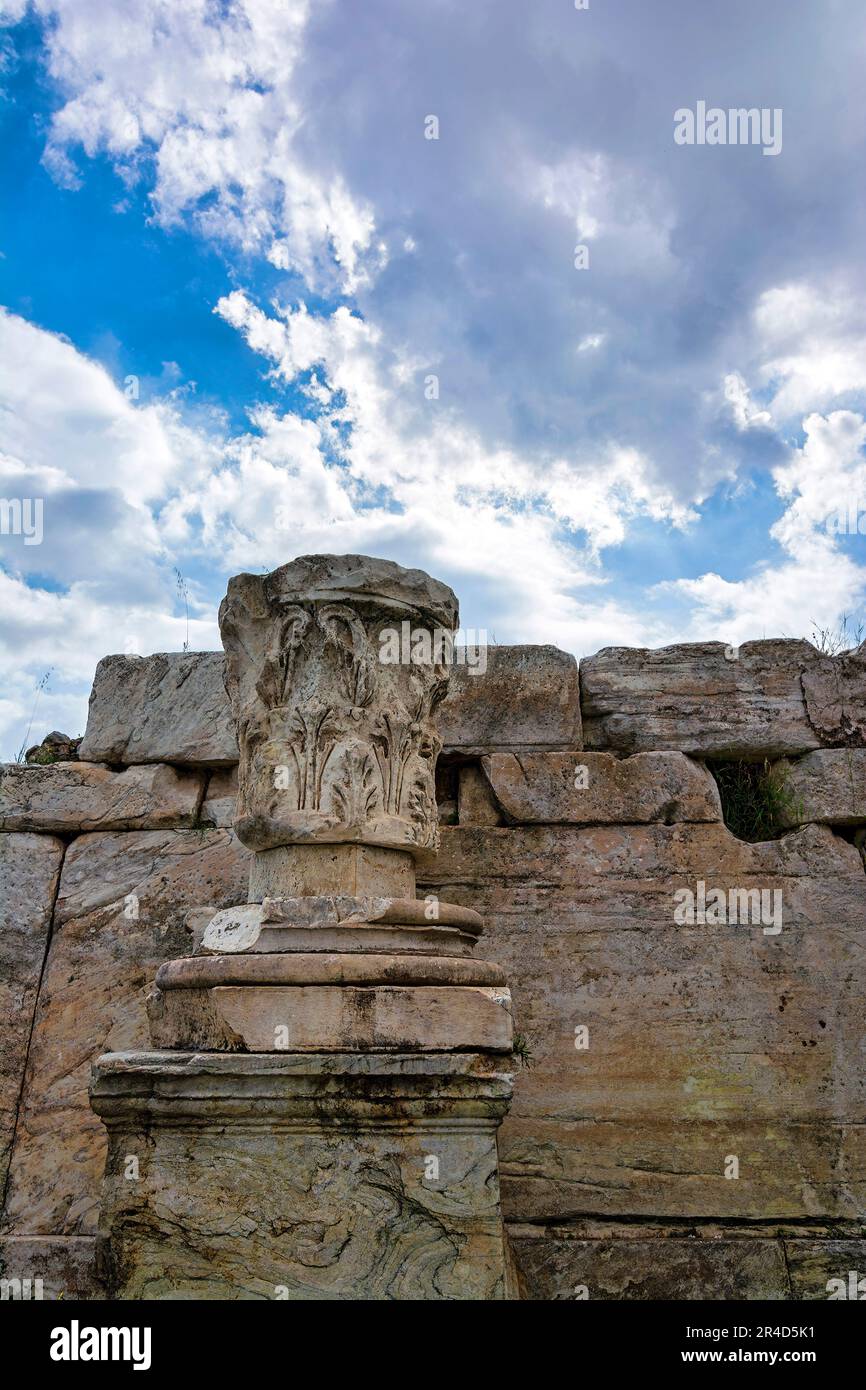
711, 759, 803, 842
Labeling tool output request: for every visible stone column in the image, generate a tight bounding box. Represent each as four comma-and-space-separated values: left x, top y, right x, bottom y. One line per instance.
90, 555, 514, 1300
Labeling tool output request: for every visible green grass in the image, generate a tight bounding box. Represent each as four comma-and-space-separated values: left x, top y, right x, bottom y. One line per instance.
711, 759, 804, 842
512, 1032, 533, 1069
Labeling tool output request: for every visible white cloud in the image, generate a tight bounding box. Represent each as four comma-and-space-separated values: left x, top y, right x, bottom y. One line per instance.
25, 0, 377, 292
753, 282, 866, 420
0, 289, 700, 756
667, 410, 866, 644
723, 372, 773, 431
214, 291, 694, 548
771, 409, 866, 550
531, 152, 676, 273
5, 0, 866, 749
0, 307, 220, 508
0, 308, 226, 753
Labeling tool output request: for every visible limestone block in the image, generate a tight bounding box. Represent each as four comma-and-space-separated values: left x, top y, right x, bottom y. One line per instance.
784, 1239, 866, 1299
90, 1051, 513, 1300
509, 1233, 790, 1300
437, 646, 581, 753
72, 635, 865, 778
418, 822, 866, 1221
801, 641, 866, 746
580, 640, 823, 757
74, 643, 583, 773
1, 828, 251, 1237
78, 652, 236, 766
0, 762, 204, 833
148, 982, 513, 1052
480, 751, 722, 824
156, 952, 506, 989
458, 764, 505, 825
198, 895, 482, 956
0, 833, 64, 1196
0, 1236, 102, 1300
499, 1120, 865, 1226
419, 821, 866, 934
248, 844, 415, 900
774, 749, 866, 827
201, 766, 238, 828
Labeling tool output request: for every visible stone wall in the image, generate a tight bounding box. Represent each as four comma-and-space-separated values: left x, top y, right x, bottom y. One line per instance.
2, 639, 865, 1300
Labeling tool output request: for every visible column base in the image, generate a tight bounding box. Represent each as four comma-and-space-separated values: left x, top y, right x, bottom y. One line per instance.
90, 1050, 514, 1301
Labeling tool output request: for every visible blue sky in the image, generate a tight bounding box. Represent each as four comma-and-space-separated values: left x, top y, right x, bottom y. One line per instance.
1, 0, 866, 758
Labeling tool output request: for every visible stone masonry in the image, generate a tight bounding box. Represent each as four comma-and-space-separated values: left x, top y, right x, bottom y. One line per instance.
88, 555, 514, 1300
1, 580, 865, 1300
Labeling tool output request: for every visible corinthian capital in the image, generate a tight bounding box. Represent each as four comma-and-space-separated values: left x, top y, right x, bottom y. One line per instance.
219, 554, 458, 855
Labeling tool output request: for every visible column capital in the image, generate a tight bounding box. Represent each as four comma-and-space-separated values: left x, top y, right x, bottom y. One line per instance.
220, 554, 458, 858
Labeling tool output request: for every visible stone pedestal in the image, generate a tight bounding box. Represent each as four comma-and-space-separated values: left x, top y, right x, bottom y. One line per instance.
91, 1052, 512, 1301
91, 556, 513, 1300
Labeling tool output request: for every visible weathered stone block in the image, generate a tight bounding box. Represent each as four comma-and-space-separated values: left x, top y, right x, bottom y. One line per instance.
580, 640, 823, 757
248, 844, 414, 900
148, 980, 513, 1052
458, 764, 505, 825
1, 828, 251, 1237
0, 761, 204, 833
802, 641, 866, 746
201, 766, 238, 828
91, 1051, 513, 1300
784, 1239, 866, 1299
499, 1119, 865, 1225
437, 646, 581, 752
775, 749, 866, 827
420, 821, 865, 934
509, 1232, 790, 1300
481, 751, 722, 824
0, 1236, 102, 1300
0, 833, 64, 1197
78, 652, 236, 766
419, 822, 866, 1222
74, 643, 583, 771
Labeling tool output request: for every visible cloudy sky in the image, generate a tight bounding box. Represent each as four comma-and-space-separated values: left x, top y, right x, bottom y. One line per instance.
1, 0, 866, 758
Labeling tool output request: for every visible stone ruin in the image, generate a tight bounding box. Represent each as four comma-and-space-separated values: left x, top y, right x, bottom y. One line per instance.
1, 552, 865, 1300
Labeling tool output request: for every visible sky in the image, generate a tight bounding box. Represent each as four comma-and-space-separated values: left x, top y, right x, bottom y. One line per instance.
1, 0, 866, 759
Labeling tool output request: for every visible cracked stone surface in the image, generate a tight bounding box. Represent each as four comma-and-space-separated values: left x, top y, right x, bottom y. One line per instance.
91, 1052, 512, 1300
580, 640, 826, 757
774, 749, 866, 827
418, 821, 866, 1224
1, 828, 251, 1236
79, 652, 236, 766
801, 642, 866, 747
480, 751, 722, 825
0, 833, 64, 1198
0, 762, 204, 833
